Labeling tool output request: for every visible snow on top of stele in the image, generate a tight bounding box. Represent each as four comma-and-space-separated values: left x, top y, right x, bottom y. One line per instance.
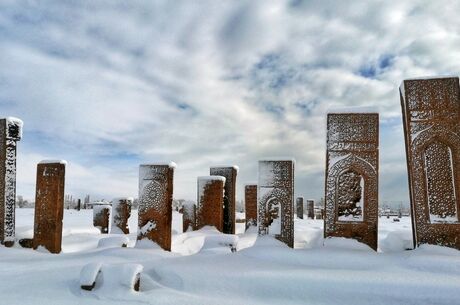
399, 75, 459, 97
243, 181, 258, 187
258, 157, 296, 164
210, 165, 240, 173
197, 175, 226, 182
112, 197, 134, 203
5, 116, 23, 138
38, 159, 68, 165
139, 161, 177, 168
326, 106, 379, 114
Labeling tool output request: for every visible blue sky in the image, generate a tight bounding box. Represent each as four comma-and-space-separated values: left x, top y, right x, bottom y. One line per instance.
1, 0, 460, 202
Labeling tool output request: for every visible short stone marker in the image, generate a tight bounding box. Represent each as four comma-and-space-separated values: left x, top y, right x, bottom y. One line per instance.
258, 159, 295, 248
93, 203, 111, 234
33, 160, 66, 253
196, 176, 225, 232
210, 166, 238, 234
400, 76, 460, 249
111, 197, 132, 234
244, 183, 257, 230
324, 112, 379, 251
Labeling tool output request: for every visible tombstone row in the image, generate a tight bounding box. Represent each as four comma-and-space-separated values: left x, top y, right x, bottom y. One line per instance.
0, 76, 459, 252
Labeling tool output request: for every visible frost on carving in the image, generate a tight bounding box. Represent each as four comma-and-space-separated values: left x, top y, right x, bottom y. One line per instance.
324, 113, 379, 251
258, 160, 294, 248
137, 164, 174, 251
401, 77, 460, 250
0, 118, 22, 247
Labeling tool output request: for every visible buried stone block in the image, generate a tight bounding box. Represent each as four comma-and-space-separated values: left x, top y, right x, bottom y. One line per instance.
307, 200, 315, 219
210, 166, 238, 234
196, 176, 225, 232
400, 77, 460, 250
244, 184, 257, 230
324, 112, 379, 251
181, 201, 196, 232
296, 197, 304, 219
137, 163, 175, 251
0, 117, 22, 247
111, 197, 132, 234
258, 159, 295, 248
80, 263, 142, 292
33, 161, 66, 253
93, 203, 111, 234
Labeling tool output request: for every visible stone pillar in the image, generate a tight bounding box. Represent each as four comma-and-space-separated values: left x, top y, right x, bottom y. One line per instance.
296, 197, 304, 219
111, 197, 132, 234
324, 112, 379, 251
196, 176, 225, 232
244, 184, 257, 230
137, 163, 175, 251
0, 117, 22, 247
307, 200, 315, 219
258, 160, 295, 248
210, 166, 238, 234
93, 203, 111, 234
33, 161, 66, 253
400, 77, 460, 250
181, 202, 196, 232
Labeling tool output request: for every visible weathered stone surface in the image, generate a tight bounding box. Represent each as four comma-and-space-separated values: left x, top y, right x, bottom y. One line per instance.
324, 113, 379, 251
400, 77, 460, 250
258, 160, 295, 248
181, 201, 196, 232
307, 200, 315, 219
296, 197, 304, 219
196, 176, 225, 232
210, 166, 238, 234
137, 163, 175, 251
33, 161, 66, 253
0, 118, 22, 247
111, 197, 132, 234
93, 204, 111, 234
244, 184, 257, 230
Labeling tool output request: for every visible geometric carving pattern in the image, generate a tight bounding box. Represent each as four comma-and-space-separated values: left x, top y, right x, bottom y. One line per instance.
196, 176, 225, 232
400, 77, 460, 249
244, 184, 257, 230
210, 166, 238, 234
137, 164, 174, 251
258, 160, 294, 248
324, 113, 379, 251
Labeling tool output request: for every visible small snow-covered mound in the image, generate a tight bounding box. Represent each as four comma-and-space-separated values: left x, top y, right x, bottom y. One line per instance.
324, 237, 373, 252
379, 231, 413, 252
172, 226, 239, 255
97, 236, 129, 248
80, 262, 102, 290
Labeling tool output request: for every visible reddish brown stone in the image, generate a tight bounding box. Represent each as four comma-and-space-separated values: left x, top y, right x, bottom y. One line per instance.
137, 163, 175, 251
258, 160, 295, 248
93, 204, 111, 234
307, 200, 315, 219
400, 77, 460, 250
181, 202, 196, 232
244, 184, 257, 230
111, 197, 132, 234
296, 197, 304, 219
324, 113, 379, 251
196, 176, 225, 232
210, 166, 238, 234
0, 118, 22, 247
33, 161, 66, 253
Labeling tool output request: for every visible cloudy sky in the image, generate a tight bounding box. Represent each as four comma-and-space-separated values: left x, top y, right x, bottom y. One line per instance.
1, 0, 460, 203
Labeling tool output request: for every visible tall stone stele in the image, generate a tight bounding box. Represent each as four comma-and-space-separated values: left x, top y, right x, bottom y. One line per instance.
0, 117, 22, 247
210, 166, 238, 234
196, 176, 225, 232
324, 112, 379, 251
258, 159, 295, 248
33, 160, 66, 254
244, 183, 257, 230
400, 76, 460, 250
296, 197, 304, 219
137, 163, 175, 251
111, 197, 133, 234
307, 199, 315, 219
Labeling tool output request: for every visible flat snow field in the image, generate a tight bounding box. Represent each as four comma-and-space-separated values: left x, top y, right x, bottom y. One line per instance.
0, 209, 459, 305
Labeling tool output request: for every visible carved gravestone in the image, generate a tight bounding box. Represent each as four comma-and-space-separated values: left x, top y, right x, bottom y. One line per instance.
0, 118, 22, 247
181, 201, 196, 232
93, 203, 111, 234
210, 166, 238, 234
307, 200, 315, 219
33, 161, 66, 253
258, 160, 294, 248
111, 198, 132, 234
196, 176, 225, 232
137, 163, 175, 251
324, 113, 379, 251
400, 77, 460, 249
296, 197, 304, 219
244, 184, 257, 230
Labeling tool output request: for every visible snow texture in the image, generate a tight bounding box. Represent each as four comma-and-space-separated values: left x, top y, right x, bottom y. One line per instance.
38, 160, 68, 165
97, 236, 129, 248
210, 165, 239, 173
80, 262, 102, 286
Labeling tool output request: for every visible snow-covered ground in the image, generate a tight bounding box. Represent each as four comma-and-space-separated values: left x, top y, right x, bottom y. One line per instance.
1, 209, 459, 304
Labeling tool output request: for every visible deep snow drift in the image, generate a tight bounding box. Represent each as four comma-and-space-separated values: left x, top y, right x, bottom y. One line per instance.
0, 209, 459, 305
